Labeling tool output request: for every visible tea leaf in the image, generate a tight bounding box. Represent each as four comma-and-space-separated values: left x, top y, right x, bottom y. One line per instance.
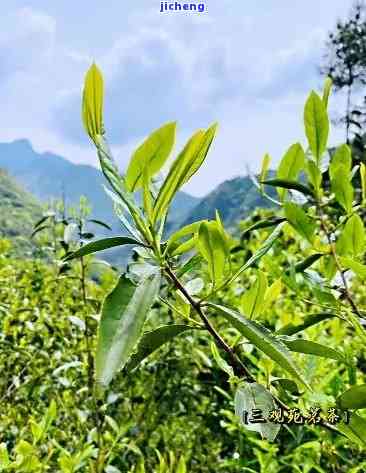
153, 124, 217, 223
361, 163, 366, 202
125, 325, 194, 372
64, 236, 144, 261
209, 303, 310, 389
262, 179, 314, 198
125, 122, 176, 192
197, 221, 227, 284
329, 144, 352, 180
284, 202, 315, 244
235, 383, 280, 441
337, 385, 366, 410
339, 257, 366, 279
331, 165, 354, 214
241, 270, 268, 319
82, 63, 104, 142
322, 77, 332, 108
337, 215, 365, 257
210, 342, 234, 378
260, 153, 271, 191
276, 313, 336, 336
276, 143, 306, 200
96, 273, 161, 386
281, 337, 345, 362
337, 413, 366, 447
304, 91, 329, 165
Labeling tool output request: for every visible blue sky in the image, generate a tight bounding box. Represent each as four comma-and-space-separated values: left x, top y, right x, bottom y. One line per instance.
0, 0, 354, 196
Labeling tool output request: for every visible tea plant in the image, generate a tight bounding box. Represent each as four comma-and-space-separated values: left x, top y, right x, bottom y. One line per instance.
66, 64, 366, 454
2, 64, 366, 473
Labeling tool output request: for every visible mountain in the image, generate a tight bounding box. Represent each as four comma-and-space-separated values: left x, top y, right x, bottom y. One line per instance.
177, 175, 276, 231
0, 169, 42, 256
0, 140, 277, 262
0, 140, 200, 232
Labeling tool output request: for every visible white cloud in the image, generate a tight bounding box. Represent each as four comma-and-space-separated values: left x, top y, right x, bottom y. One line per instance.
0, 0, 356, 197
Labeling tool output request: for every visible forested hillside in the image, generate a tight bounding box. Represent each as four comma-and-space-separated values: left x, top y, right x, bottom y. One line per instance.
0, 170, 42, 256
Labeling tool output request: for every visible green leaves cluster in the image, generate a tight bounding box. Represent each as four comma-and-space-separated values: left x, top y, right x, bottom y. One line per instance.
75, 63, 366, 450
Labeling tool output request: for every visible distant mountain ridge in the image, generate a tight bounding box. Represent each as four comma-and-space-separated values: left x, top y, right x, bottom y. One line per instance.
0, 140, 199, 231
0, 139, 276, 252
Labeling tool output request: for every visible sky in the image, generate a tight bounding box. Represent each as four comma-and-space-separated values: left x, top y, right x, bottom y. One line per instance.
0, 0, 355, 196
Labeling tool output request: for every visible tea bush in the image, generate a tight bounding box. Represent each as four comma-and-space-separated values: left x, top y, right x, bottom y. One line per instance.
1, 68, 366, 472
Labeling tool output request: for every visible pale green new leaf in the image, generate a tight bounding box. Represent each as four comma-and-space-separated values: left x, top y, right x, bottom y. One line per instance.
241, 270, 268, 319
235, 382, 281, 441
339, 257, 366, 280
153, 124, 217, 223
284, 202, 315, 243
166, 220, 204, 254
361, 163, 366, 202
96, 137, 148, 237
82, 63, 104, 143
142, 166, 153, 220
331, 165, 354, 214
0, 443, 10, 471
197, 221, 227, 284
337, 215, 365, 257
304, 91, 329, 165
329, 144, 352, 181
260, 153, 271, 191
306, 159, 322, 196
322, 77, 332, 109
171, 236, 197, 257
209, 303, 310, 389
262, 278, 282, 312
215, 210, 230, 262
125, 122, 176, 192
96, 273, 161, 386
176, 456, 187, 473
276, 143, 305, 200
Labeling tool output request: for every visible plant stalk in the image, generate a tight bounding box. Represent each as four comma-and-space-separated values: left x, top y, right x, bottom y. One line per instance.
164, 265, 253, 381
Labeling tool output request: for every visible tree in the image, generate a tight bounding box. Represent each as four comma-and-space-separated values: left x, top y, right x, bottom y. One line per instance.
321, 1, 366, 143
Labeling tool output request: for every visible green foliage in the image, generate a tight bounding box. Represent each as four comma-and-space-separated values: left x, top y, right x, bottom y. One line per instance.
152, 124, 217, 224
210, 303, 310, 390
304, 91, 329, 165
241, 270, 268, 319
96, 273, 161, 386
276, 143, 305, 200
197, 220, 228, 285
235, 383, 280, 441
82, 63, 104, 143
2, 64, 366, 473
125, 122, 176, 192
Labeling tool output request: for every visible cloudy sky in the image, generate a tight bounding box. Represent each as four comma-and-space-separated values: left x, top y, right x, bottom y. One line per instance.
0, 0, 355, 196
